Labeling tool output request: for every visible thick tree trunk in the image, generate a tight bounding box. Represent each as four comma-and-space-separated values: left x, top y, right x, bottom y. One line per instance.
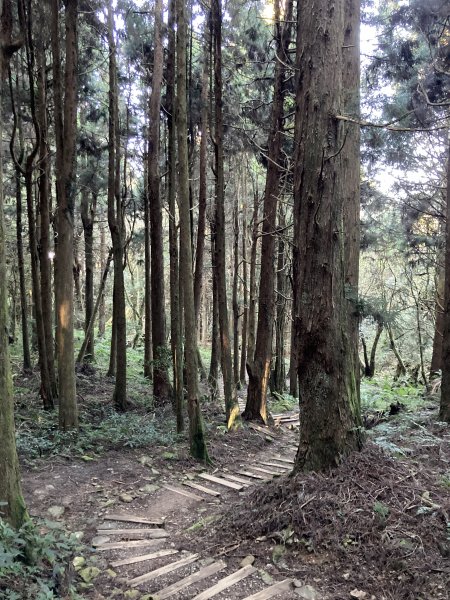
441, 139, 450, 420
36, 47, 57, 397
51, 0, 78, 430
289, 316, 298, 397
0, 0, 28, 529
167, 0, 183, 430
292, 0, 363, 470
212, 0, 240, 427
273, 210, 287, 394
107, 0, 128, 412
176, 0, 209, 459
244, 0, 292, 423
149, 0, 172, 404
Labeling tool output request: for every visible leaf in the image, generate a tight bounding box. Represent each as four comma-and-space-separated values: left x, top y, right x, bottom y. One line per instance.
350, 590, 367, 599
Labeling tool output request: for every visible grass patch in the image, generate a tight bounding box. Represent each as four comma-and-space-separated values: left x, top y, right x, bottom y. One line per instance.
361, 377, 425, 412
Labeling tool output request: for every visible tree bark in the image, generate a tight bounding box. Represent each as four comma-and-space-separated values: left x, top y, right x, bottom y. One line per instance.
208, 216, 220, 396
0, 0, 28, 529
51, 0, 78, 430
244, 0, 292, 423
239, 200, 248, 385
98, 216, 106, 337
246, 191, 259, 364
430, 246, 444, 373
273, 209, 287, 394
176, 0, 209, 459
107, 0, 128, 411
292, 0, 363, 470
80, 185, 96, 361
167, 0, 183, 431
148, 0, 172, 404
232, 189, 240, 386
211, 0, 240, 428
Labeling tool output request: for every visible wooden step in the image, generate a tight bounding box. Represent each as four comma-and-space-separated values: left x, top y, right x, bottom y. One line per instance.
241, 579, 293, 599
163, 484, 203, 502
155, 560, 227, 600
260, 462, 290, 471
184, 481, 221, 497
96, 528, 168, 538
248, 466, 282, 476
103, 514, 164, 527
110, 548, 178, 568
198, 473, 243, 491
129, 553, 199, 587
220, 473, 252, 486
191, 564, 256, 600
94, 539, 162, 551
270, 456, 295, 465
236, 470, 267, 480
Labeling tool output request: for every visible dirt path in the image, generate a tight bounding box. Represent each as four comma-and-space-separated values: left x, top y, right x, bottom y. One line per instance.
21, 414, 305, 600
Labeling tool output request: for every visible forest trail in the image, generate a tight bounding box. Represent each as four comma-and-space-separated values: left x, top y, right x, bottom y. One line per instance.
83, 418, 303, 599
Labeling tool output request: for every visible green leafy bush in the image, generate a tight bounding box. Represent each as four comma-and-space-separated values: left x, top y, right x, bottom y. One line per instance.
0, 518, 84, 599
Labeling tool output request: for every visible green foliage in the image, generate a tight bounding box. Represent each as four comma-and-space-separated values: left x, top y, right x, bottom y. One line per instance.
0, 518, 84, 599
361, 378, 424, 412
268, 393, 297, 414
16, 407, 175, 461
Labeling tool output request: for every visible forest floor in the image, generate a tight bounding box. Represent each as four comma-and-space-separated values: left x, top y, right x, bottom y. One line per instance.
2, 366, 450, 600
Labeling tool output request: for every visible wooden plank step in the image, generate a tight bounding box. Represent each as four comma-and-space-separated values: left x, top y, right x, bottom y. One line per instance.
198, 473, 243, 491
129, 553, 199, 587
221, 473, 252, 486
103, 514, 164, 527
248, 466, 282, 476
96, 528, 168, 538
191, 564, 256, 600
110, 548, 178, 568
242, 579, 293, 599
163, 484, 203, 502
248, 423, 276, 438
184, 481, 221, 497
94, 539, 162, 551
236, 470, 267, 480
155, 560, 227, 600
260, 462, 290, 470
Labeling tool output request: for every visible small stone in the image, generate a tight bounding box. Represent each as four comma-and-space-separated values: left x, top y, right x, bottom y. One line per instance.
74, 531, 84, 541
350, 591, 368, 599
106, 569, 117, 578
72, 556, 86, 570
295, 584, 321, 600
272, 544, 285, 564
47, 505, 65, 518
79, 566, 101, 583
240, 555, 256, 567
101, 499, 116, 508
293, 579, 303, 588
140, 484, 159, 494
139, 455, 152, 466
124, 591, 140, 599
92, 535, 111, 547
119, 493, 133, 503
151, 468, 160, 475
260, 570, 274, 585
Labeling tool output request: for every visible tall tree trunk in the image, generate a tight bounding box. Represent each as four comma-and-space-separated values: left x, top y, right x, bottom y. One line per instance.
107, 0, 128, 411
430, 245, 444, 373
15, 164, 31, 371
176, 0, 209, 459
98, 218, 106, 338
167, 0, 183, 430
239, 200, 248, 385
361, 322, 383, 378
51, 0, 78, 430
289, 315, 298, 397
292, 0, 363, 471
244, 0, 292, 423
0, 0, 28, 529
143, 140, 153, 379
387, 324, 407, 380
246, 191, 259, 364
208, 217, 220, 396
440, 139, 450, 421
80, 185, 96, 361
36, 44, 57, 397
273, 209, 287, 394
232, 190, 240, 387
149, 0, 172, 404
211, 0, 240, 428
